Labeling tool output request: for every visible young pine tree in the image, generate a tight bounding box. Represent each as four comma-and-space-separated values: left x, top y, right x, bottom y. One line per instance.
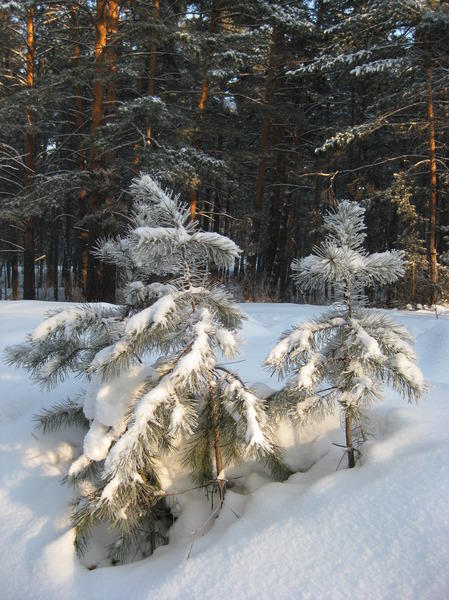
265, 200, 425, 468
6, 175, 286, 563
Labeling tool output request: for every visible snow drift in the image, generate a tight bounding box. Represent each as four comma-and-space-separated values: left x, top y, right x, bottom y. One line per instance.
0, 301, 448, 599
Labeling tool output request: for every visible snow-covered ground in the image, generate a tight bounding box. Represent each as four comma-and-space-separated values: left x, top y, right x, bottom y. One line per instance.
1, 301, 448, 600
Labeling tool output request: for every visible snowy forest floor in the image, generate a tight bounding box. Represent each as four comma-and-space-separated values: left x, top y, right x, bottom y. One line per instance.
0, 301, 448, 600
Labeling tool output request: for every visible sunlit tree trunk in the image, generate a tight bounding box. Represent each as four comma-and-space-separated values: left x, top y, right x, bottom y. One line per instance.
23, 5, 36, 300
424, 33, 438, 305
71, 3, 88, 295
100, 0, 119, 303
105, 0, 118, 134
86, 0, 107, 301
90, 0, 107, 171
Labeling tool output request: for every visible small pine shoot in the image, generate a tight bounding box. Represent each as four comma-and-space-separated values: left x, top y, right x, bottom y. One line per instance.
265, 200, 426, 468
5, 175, 286, 562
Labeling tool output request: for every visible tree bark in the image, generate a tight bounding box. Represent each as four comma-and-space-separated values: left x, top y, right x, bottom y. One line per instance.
273, 197, 291, 300
265, 124, 286, 290
52, 225, 59, 301
90, 0, 107, 172
248, 26, 282, 295
189, 0, 220, 221
71, 3, 88, 295
86, 0, 108, 301
62, 211, 72, 301
344, 281, 355, 468
11, 254, 19, 300
101, 0, 119, 303
23, 5, 36, 300
106, 0, 118, 113
146, 0, 159, 144
424, 33, 438, 305
345, 412, 355, 469
209, 378, 225, 504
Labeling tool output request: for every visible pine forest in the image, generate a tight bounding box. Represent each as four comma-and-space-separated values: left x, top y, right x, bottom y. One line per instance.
1, 1, 449, 306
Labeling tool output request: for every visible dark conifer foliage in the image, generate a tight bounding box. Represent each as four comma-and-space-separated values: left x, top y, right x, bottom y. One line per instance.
1, 1, 448, 305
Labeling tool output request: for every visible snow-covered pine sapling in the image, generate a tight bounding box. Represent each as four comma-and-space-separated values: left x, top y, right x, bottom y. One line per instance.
6, 175, 286, 563
265, 201, 425, 468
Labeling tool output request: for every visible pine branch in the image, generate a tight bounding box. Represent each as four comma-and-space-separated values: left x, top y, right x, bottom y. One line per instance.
33, 398, 88, 434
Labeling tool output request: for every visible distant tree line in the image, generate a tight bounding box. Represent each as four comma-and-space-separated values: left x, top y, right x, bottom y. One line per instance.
1, 0, 448, 305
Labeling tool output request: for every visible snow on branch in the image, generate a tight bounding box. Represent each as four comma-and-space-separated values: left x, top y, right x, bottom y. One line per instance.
363, 251, 405, 284
125, 295, 177, 336
315, 121, 383, 155
31, 304, 121, 342
103, 309, 215, 482
347, 319, 382, 360
221, 374, 272, 452
292, 201, 405, 295
297, 352, 325, 390
324, 200, 366, 249
189, 232, 240, 268
385, 353, 426, 399
266, 316, 345, 376
350, 57, 410, 77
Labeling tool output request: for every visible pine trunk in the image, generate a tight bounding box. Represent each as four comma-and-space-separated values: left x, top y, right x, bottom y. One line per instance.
23, 6, 35, 300
345, 285, 355, 468
249, 27, 282, 295
105, 0, 118, 135
11, 254, 19, 300
209, 380, 225, 504
189, 0, 220, 221
53, 226, 59, 301
71, 4, 88, 295
265, 124, 286, 292
345, 412, 355, 469
425, 34, 438, 305
273, 197, 291, 301
86, 0, 108, 301
211, 133, 223, 233
146, 0, 159, 143
134, 0, 159, 169
90, 0, 107, 172
270, 98, 305, 298
102, 0, 119, 303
